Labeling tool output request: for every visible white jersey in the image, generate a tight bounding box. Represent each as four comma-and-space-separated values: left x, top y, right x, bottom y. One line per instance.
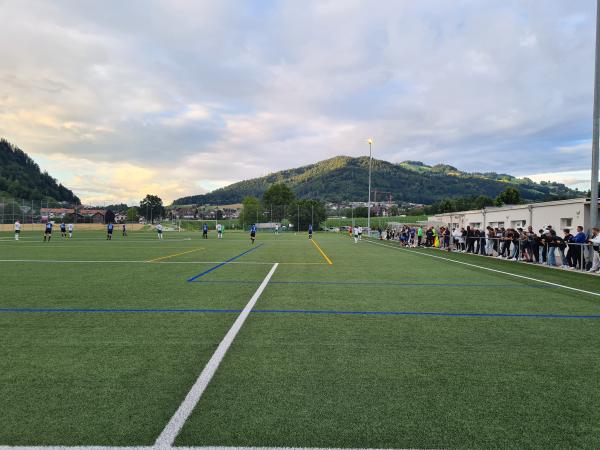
358, 226, 363, 234
217, 224, 222, 232
14, 222, 21, 231
156, 224, 163, 232
353, 227, 359, 236
68, 224, 73, 231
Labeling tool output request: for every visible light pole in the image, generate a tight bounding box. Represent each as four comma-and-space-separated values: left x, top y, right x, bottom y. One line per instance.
592, 0, 600, 229
367, 138, 373, 233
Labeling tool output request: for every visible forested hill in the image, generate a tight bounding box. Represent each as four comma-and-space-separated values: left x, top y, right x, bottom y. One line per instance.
0, 139, 80, 203
174, 156, 582, 205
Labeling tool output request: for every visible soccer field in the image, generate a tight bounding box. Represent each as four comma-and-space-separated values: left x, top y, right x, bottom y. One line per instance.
1, 230, 600, 449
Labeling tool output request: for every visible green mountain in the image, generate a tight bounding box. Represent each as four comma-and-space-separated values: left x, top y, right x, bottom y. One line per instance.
173, 155, 582, 205
0, 138, 80, 203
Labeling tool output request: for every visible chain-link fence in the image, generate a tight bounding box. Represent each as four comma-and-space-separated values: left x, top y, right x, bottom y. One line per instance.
169, 201, 426, 232
1, 197, 423, 232
0, 197, 145, 231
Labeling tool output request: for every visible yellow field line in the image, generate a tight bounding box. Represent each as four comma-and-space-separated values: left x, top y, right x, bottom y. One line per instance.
310, 239, 333, 265
147, 248, 203, 263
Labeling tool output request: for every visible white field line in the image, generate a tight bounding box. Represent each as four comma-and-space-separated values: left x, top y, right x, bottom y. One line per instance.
0, 447, 422, 450
0, 259, 319, 265
0, 238, 193, 243
154, 263, 279, 448
365, 239, 600, 298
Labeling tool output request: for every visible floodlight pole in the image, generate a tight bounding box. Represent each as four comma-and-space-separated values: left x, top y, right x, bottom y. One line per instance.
367, 138, 373, 233
592, 0, 600, 229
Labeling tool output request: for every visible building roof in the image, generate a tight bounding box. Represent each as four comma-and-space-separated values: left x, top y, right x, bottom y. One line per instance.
40, 208, 74, 214
79, 209, 106, 215
430, 197, 596, 218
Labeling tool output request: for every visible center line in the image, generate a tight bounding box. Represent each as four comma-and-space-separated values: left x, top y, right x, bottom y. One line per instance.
155, 262, 279, 447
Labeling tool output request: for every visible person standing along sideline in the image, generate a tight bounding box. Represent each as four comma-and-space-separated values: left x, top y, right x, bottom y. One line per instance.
485, 227, 495, 256
60, 222, 67, 238
570, 226, 587, 270
275, 224, 279, 235
156, 223, 163, 239
43, 221, 53, 242
202, 223, 208, 239
417, 226, 423, 246
587, 228, 600, 273
250, 224, 257, 244
217, 223, 223, 239
308, 224, 313, 239
444, 227, 451, 251
106, 222, 114, 240
14, 220, 20, 241
122, 223, 127, 237
68, 223, 73, 239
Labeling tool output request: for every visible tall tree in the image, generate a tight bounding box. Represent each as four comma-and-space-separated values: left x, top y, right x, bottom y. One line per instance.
495, 188, 521, 206
262, 183, 296, 222
239, 196, 262, 229
139, 194, 164, 222
126, 207, 139, 222
288, 199, 327, 231
104, 209, 116, 224
473, 195, 495, 209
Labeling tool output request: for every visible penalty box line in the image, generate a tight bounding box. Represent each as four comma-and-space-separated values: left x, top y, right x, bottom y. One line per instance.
155, 262, 279, 447
310, 238, 333, 265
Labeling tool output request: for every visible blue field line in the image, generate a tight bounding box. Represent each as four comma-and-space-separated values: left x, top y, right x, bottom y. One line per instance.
1, 307, 600, 319
190, 279, 559, 289
187, 244, 264, 282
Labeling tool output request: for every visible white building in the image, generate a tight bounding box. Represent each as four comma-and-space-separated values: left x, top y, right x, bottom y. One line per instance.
428, 198, 600, 231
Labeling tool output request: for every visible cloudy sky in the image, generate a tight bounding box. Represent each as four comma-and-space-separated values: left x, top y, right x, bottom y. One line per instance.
0, 0, 597, 204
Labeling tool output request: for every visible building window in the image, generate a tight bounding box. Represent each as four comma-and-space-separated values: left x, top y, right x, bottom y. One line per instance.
560, 218, 573, 228
469, 222, 481, 228
511, 220, 526, 228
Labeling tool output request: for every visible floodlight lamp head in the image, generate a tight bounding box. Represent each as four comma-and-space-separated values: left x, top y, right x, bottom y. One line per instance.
367, 138, 373, 145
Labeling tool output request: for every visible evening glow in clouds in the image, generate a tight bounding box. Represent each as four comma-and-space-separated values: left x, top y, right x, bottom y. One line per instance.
0, 0, 597, 204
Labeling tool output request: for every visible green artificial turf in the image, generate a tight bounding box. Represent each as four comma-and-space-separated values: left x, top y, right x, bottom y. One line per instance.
1, 230, 599, 448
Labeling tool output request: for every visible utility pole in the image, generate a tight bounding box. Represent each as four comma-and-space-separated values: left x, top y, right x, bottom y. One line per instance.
592, 0, 600, 228
367, 138, 373, 233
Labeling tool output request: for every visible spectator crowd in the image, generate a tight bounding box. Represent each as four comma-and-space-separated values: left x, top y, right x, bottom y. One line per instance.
377, 224, 600, 274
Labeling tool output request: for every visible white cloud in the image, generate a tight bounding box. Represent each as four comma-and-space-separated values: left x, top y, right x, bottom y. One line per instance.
0, 0, 597, 203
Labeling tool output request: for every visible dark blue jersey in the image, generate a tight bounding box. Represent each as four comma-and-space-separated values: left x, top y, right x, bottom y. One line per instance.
108, 223, 114, 231
203, 224, 208, 232
60, 224, 66, 231
250, 225, 257, 233
46, 222, 53, 230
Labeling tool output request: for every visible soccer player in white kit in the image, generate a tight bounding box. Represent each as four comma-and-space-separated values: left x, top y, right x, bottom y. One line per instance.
357, 226, 363, 240
275, 224, 279, 234
14, 220, 20, 240
156, 223, 163, 239
217, 223, 223, 239
353, 226, 359, 243
68, 223, 73, 238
